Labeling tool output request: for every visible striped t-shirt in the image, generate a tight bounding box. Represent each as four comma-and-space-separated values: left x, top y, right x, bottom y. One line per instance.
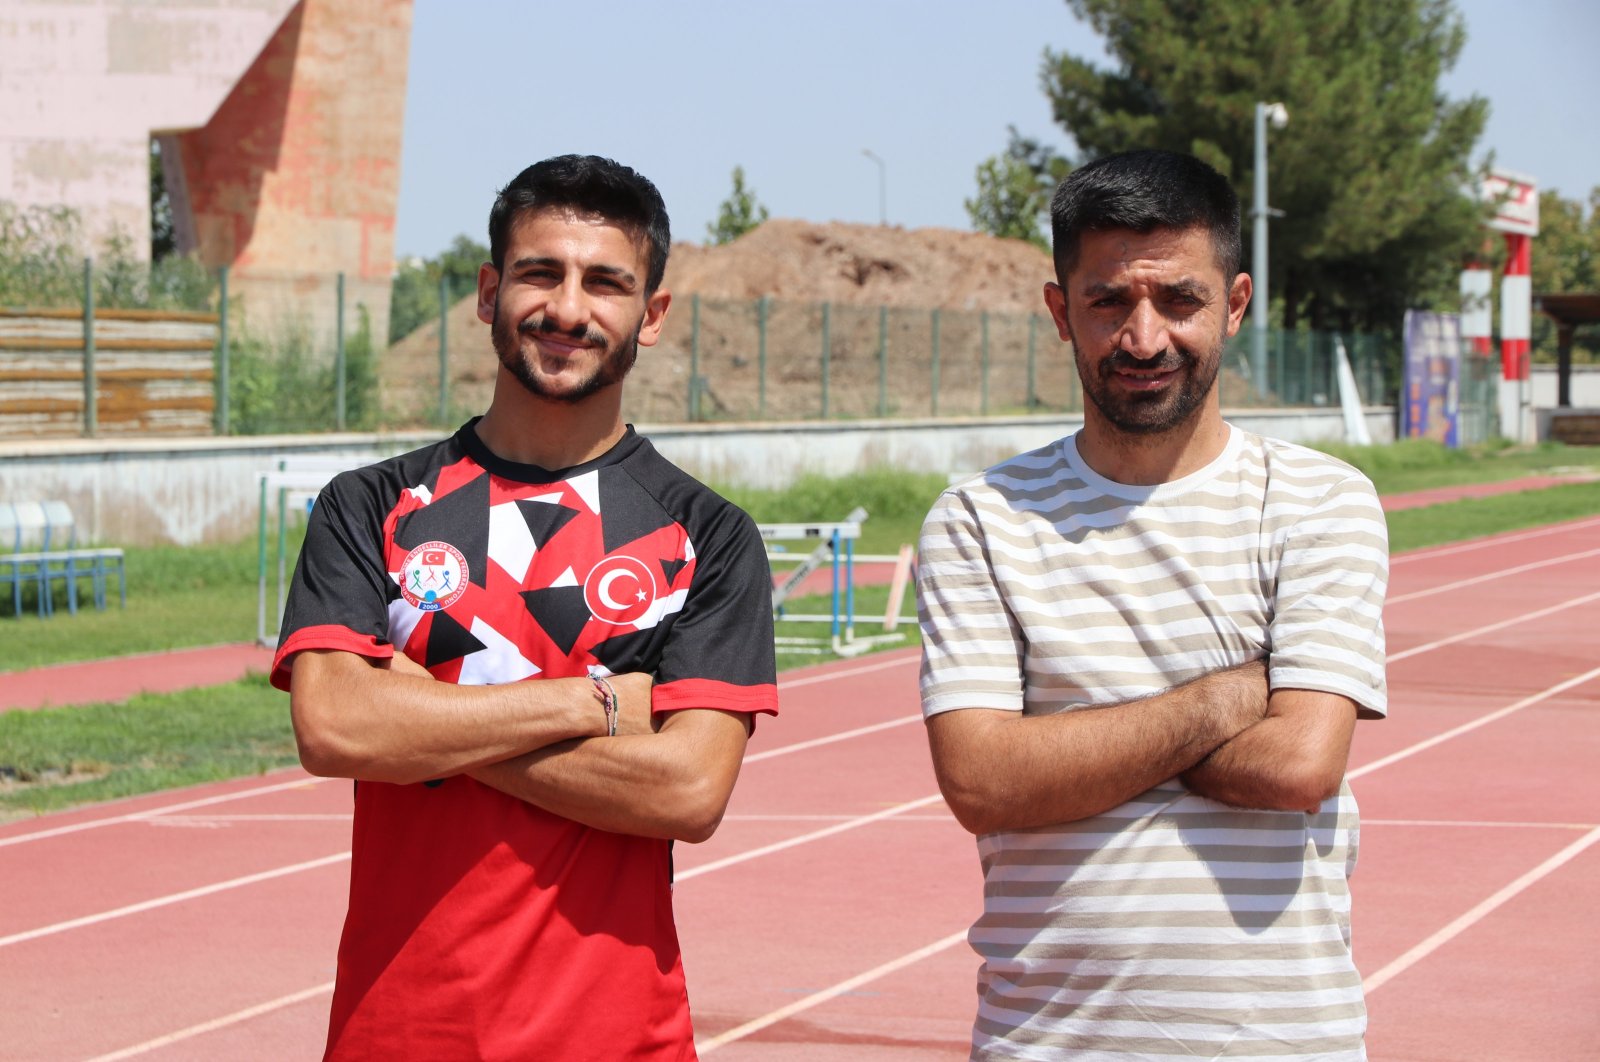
917, 426, 1388, 1061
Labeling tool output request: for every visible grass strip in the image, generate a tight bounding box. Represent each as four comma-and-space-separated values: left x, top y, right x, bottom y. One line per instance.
1385, 481, 1600, 554
0, 673, 297, 818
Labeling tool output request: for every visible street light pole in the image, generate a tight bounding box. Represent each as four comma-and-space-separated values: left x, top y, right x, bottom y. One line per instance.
862, 149, 886, 225
1252, 101, 1288, 393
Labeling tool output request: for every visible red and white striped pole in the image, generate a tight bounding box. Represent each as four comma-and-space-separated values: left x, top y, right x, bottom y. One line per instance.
1501, 233, 1532, 383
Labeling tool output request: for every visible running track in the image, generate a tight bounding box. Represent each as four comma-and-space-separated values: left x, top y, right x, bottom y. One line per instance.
3, 516, 1599, 1059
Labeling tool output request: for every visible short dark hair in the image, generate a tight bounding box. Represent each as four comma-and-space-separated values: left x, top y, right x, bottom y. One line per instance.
1049, 150, 1241, 284
487, 155, 671, 294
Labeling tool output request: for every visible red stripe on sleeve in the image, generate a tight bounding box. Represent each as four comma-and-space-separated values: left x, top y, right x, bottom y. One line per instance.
271, 625, 393, 691
652, 678, 779, 717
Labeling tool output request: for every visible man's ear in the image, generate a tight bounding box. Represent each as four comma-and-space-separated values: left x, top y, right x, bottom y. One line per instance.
1043, 282, 1072, 342
636, 290, 672, 347
475, 262, 499, 326
1225, 271, 1253, 338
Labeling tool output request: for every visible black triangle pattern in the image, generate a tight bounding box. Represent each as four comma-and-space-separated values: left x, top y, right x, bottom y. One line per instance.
424, 609, 487, 669
658, 557, 689, 584
599, 468, 675, 555
517, 497, 581, 551
520, 586, 592, 656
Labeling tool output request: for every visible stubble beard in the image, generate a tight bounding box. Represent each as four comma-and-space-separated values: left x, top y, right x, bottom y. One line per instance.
491, 300, 640, 405
1069, 324, 1224, 437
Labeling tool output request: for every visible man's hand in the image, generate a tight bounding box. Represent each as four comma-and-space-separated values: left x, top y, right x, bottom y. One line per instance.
926, 657, 1270, 835
606, 671, 657, 736
1180, 688, 1359, 813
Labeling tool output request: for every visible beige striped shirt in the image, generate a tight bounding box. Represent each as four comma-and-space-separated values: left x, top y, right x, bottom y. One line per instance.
918, 426, 1388, 1060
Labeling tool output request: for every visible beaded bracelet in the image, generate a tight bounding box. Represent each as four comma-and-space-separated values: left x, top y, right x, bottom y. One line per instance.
589, 673, 618, 737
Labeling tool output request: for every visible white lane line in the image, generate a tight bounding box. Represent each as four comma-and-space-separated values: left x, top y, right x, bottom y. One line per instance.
1364, 825, 1600, 994
696, 930, 969, 1054
1365, 819, 1598, 830
82, 982, 335, 1062
677, 794, 946, 883
1388, 546, 1600, 604
1389, 589, 1600, 662
1349, 663, 1600, 781
746, 715, 921, 764
1392, 516, 1600, 564
0, 852, 351, 950
0, 775, 334, 850
145, 814, 353, 826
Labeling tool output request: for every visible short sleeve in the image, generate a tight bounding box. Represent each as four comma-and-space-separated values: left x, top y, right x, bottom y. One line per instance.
270, 478, 397, 690
1269, 473, 1389, 718
652, 504, 778, 716
916, 488, 1026, 717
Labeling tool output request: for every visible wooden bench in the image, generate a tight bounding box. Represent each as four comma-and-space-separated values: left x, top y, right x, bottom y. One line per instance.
0, 500, 126, 617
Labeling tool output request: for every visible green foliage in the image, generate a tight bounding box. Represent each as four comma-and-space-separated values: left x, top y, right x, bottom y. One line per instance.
1308, 438, 1600, 493
1530, 188, 1599, 363
0, 200, 214, 311
389, 234, 489, 344
707, 166, 770, 246
225, 305, 380, 434
966, 126, 1070, 250
1043, 0, 1489, 333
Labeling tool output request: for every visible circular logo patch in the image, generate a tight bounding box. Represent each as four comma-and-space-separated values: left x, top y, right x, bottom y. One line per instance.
583, 555, 658, 625
399, 541, 468, 612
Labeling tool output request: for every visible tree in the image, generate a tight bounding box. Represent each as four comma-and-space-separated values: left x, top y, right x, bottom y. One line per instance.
965, 126, 1070, 250
388, 234, 490, 344
1532, 188, 1599, 295
706, 167, 769, 245
1042, 0, 1489, 333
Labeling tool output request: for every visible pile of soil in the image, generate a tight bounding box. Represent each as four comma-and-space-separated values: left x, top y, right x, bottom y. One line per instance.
380, 221, 1066, 425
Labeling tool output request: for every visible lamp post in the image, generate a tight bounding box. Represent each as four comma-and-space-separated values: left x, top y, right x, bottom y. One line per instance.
1251, 101, 1288, 393
862, 149, 886, 225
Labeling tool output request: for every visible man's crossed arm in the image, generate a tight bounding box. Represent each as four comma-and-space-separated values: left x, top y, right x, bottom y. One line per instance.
925, 658, 1359, 835
288, 649, 750, 842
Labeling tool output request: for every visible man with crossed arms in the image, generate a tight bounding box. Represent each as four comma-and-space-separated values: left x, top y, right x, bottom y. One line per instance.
918, 150, 1388, 1060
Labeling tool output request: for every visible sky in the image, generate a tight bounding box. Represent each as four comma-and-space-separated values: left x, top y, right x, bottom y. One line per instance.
392, 0, 1600, 261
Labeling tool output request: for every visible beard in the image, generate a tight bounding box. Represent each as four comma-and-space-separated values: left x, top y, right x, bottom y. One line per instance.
490, 300, 641, 404
1070, 326, 1224, 436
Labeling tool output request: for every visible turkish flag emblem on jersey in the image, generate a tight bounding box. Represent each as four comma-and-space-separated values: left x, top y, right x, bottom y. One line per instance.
583, 555, 659, 626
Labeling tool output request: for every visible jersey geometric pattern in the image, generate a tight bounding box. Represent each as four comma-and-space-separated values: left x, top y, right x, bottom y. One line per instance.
271, 422, 777, 1061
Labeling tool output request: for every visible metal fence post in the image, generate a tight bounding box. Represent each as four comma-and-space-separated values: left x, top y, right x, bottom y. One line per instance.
1026, 313, 1038, 410
757, 295, 769, 419
820, 301, 831, 419
981, 310, 990, 415
930, 308, 941, 416
216, 266, 230, 435
437, 275, 450, 427
335, 271, 347, 431
689, 294, 701, 422
82, 257, 97, 437
877, 304, 888, 417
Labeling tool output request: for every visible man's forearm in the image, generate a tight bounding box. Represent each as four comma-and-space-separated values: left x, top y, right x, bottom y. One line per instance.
927, 659, 1268, 834
468, 709, 752, 842
289, 649, 606, 784
1180, 689, 1358, 812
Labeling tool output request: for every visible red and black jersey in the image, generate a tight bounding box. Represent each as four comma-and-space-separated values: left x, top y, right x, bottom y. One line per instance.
271, 421, 777, 1061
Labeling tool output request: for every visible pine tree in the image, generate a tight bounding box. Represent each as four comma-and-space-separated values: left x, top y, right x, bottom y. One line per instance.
707, 167, 770, 246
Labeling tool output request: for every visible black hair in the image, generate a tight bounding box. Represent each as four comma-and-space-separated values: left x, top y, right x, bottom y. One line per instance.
1049, 149, 1241, 283
487, 155, 671, 294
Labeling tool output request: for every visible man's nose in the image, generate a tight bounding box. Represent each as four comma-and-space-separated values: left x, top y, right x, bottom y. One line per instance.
543, 277, 590, 331
1118, 300, 1170, 360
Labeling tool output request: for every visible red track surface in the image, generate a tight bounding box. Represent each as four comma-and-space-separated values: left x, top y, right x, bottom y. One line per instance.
3, 513, 1599, 1059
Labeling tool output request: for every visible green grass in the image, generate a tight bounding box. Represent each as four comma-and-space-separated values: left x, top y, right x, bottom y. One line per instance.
1311, 439, 1600, 494
1385, 480, 1600, 553
0, 673, 298, 818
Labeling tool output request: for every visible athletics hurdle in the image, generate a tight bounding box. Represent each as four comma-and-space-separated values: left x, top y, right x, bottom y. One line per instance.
761, 506, 908, 657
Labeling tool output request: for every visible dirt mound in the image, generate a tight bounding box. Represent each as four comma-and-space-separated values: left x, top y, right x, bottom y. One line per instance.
381, 221, 1063, 424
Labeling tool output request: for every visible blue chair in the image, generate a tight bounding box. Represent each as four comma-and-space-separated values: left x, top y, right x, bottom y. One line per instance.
40, 501, 126, 614
0, 502, 52, 618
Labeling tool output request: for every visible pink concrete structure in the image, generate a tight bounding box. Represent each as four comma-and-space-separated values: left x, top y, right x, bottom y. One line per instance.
0, 0, 412, 345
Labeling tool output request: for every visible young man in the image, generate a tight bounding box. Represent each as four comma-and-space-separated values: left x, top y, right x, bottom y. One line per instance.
917, 150, 1388, 1059
272, 155, 778, 1060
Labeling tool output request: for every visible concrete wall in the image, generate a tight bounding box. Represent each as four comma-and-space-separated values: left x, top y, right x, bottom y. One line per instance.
0, 0, 411, 346
0, 407, 1397, 547
1531, 364, 1600, 408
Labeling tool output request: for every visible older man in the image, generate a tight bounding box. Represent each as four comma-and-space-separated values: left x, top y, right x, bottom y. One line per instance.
918, 149, 1387, 1059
